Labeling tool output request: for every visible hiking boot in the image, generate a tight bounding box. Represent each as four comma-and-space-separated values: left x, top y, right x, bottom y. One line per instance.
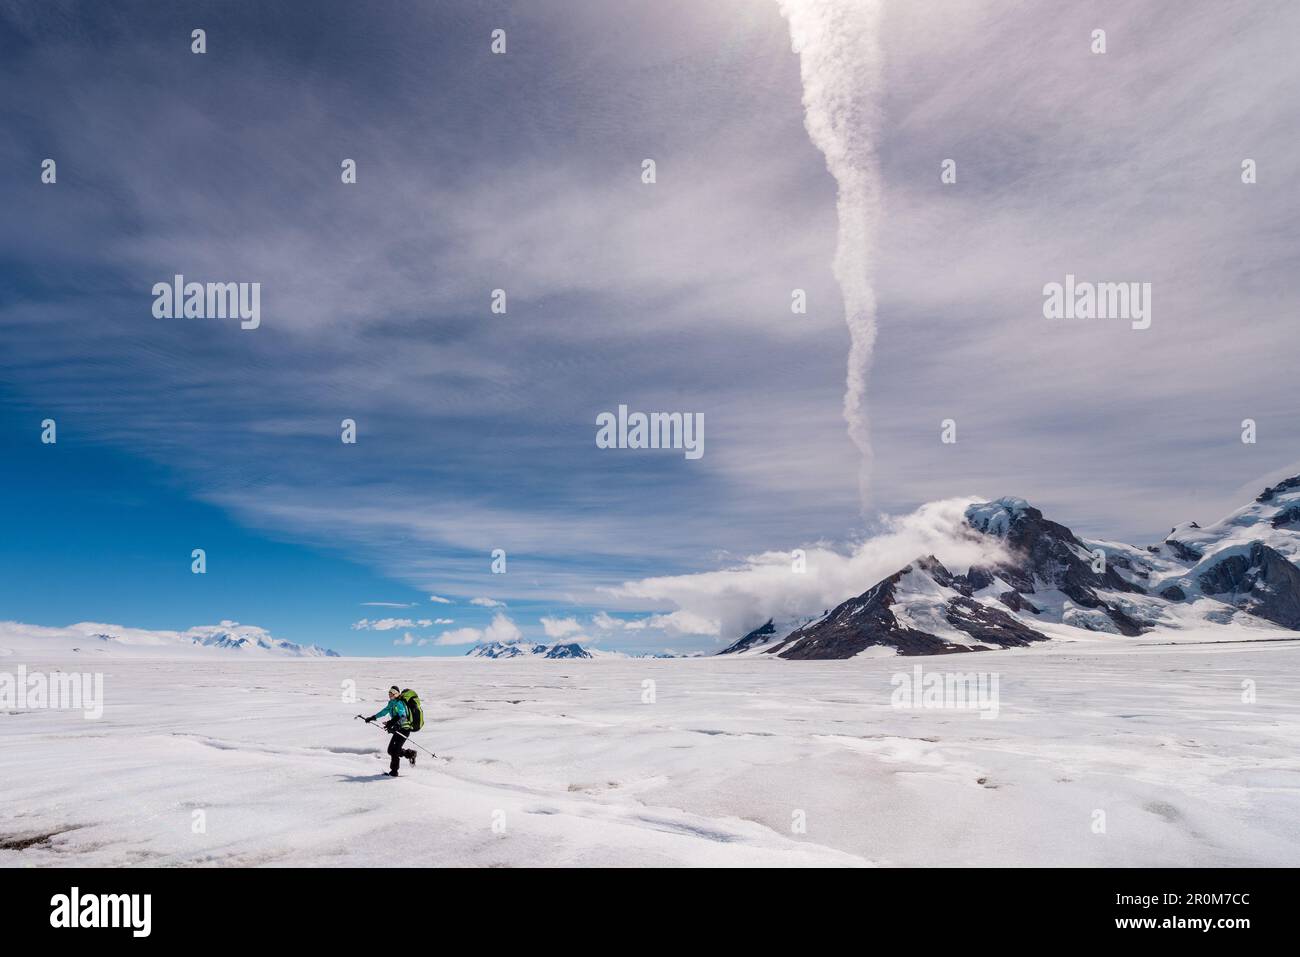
406, 750, 417, 767
387, 769, 399, 777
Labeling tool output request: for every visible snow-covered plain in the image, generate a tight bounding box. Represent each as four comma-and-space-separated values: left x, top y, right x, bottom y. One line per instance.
3, 637, 1299, 867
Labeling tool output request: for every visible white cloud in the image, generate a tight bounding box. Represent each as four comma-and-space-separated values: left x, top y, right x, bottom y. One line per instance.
427, 595, 452, 604
484, 613, 523, 643
540, 616, 582, 638
587, 608, 718, 638
470, 597, 505, 608
362, 602, 414, 608
622, 610, 721, 637
393, 632, 416, 646
433, 612, 521, 647
433, 618, 454, 625
433, 627, 484, 646
606, 497, 1011, 641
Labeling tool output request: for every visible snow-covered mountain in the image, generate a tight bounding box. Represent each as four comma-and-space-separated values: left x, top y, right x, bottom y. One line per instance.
722, 476, 1300, 659
0, 620, 339, 658
466, 640, 595, 659
544, 642, 595, 659
716, 614, 824, 656
184, 629, 340, 657
466, 641, 545, 658
718, 619, 779, 655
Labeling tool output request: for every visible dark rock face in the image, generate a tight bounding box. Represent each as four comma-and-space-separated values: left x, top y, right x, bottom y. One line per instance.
997, 590, 1040, 614
767, 557, 1050, 659
1160, 585, 1187, 602
716, 619, 776, 656
1257, 477, 1300, 504
1106, 551, 1148, 580
1197, 542, 1300, 628
1165, 539, 1204, 562
945, 596, 1050, 647
1271, 505, 1300, 530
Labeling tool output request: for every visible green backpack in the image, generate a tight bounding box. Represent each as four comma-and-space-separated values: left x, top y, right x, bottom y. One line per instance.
399, 689, 424, 732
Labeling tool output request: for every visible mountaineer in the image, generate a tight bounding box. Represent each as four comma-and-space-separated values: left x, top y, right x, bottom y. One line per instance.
360, 685, 419, 777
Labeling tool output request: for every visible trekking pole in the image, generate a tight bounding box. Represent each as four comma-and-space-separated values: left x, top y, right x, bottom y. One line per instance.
354, 714, 438, 759
405, 737, 439, 759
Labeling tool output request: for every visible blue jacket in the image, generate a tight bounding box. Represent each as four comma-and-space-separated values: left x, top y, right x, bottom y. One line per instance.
370, 698, 410, 728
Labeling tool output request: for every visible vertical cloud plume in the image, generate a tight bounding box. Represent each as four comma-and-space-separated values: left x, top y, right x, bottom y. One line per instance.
777, 0, 884, 506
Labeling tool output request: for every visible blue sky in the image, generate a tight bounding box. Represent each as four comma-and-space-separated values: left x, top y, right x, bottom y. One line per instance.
2, 0, 1298, 655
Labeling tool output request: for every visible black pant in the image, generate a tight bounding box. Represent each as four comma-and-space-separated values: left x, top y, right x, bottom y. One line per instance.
387, 727, 413, 772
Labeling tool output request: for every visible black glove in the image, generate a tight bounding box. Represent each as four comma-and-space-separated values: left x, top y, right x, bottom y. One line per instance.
365, 716, 375, 724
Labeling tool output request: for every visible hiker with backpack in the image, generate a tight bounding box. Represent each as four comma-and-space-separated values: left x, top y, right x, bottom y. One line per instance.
359, 686, 423, 777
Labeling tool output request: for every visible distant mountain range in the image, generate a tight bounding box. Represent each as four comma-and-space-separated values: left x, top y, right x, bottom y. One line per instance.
184, 629, 339, 657
466, 641, 595, 659
719, 475, 1300, 659
0, 621, 339, 658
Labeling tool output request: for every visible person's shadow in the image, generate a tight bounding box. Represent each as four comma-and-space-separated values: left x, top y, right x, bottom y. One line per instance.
336, 773, 393, 783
